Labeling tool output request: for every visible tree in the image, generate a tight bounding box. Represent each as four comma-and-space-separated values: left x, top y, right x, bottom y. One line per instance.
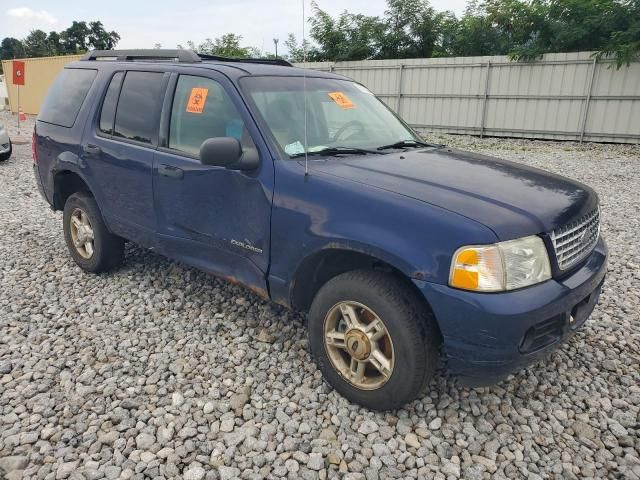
61, 21, 90, 53
309, 3, 384, 61
180, 34, 257, 58
284, 33, 316, 62
595, 0, 640, 67
47, 31, 63, 55
0, 37, 25, 60
23, 30, 51, 57
87, 21, 121, 50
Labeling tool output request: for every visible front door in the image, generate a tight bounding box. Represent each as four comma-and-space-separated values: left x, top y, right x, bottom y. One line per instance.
153, 72, 274, 295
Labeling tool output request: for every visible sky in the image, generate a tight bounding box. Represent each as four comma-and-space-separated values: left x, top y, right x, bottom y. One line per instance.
1, 0, 468, 54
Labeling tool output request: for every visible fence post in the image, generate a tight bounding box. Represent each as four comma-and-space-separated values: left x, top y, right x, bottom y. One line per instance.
396, 64, 405, 115
580, 58, 597, 143
480, 61, 491, 138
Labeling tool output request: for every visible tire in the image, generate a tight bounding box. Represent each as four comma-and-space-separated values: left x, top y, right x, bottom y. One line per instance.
308, 270, 440, 410
0, 140, 11, 161
63, 192, 124, 273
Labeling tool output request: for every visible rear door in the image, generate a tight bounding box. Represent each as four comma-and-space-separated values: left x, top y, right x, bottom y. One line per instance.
82, 69, 168, 247
153, 71, 274, 294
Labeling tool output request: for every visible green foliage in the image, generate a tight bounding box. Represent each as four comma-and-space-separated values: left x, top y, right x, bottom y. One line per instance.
302, 0, 640, 66
1, 37, 25, 60
0, 20, 120, 59
180, 34, 256, 58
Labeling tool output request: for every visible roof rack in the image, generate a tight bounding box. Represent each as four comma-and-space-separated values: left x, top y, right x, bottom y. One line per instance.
80, 49, 293, 67
80, 49, 202, 63
198, 54, 292, 67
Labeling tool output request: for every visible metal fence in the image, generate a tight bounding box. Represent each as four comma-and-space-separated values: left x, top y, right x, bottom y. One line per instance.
298, 51, 640, 144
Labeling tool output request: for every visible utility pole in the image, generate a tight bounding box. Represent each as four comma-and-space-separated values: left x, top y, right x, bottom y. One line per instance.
273, 38, 279, 57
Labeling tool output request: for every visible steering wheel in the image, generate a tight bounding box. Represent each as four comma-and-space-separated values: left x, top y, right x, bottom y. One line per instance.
333, 120, 366, 143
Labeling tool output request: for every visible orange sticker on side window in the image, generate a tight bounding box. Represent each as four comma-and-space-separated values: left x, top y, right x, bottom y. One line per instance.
328, 91, 355, 109
186, 87, 209, 114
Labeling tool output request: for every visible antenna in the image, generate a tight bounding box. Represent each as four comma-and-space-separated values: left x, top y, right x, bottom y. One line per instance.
302, 0, 309, 177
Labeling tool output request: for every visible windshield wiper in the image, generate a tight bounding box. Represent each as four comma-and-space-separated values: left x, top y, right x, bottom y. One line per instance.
290, 146, 385, 159
376, 139, 443, 151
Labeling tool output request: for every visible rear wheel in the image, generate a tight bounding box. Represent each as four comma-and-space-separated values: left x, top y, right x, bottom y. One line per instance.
0, 140, 11, 161
308, 270, 440, 410
63, 192, 124, 273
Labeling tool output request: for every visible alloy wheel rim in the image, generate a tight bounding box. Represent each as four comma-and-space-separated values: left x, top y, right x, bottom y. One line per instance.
69, 208, 95, 259
323, 301, 395, 390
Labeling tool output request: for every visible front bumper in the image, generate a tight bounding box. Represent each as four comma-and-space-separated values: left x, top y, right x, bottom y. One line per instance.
414, 236, 608, 386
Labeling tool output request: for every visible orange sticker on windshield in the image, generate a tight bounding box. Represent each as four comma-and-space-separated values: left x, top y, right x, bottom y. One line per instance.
328, 91, 355, 109
186, 87, 209, 114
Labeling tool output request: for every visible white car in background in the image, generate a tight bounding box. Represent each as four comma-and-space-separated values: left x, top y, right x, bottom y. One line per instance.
0, 124, 11, 161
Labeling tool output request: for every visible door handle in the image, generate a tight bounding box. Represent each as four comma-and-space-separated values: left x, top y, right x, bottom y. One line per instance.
158, 164, 184, 179
83, 144, 101, 155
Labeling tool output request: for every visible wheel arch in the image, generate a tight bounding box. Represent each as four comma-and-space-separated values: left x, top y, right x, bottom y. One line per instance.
290, 247, 437, 323
52, 170, 94, 211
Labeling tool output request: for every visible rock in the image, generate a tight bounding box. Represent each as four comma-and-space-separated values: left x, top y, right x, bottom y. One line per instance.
56, 461, 79, 479
135, 432, 156, 450
103, 466, 121, 480
203, 402, 215, 414
0, 456, 28, 472
319, 428, 337, 441
184, 466, 205, 480
572, 421, 595, 440
120, 398, 141, 409
256, 329, 275, 343
230, 393, 249, 413
358, 420, 379, 435
218, 466, 241, 480
20, 431, 39, 444
405, 432, 421, 449
140, 451, 156, 463
308, 452, 324, 471
285, 459, 300, 472
441, 460, 460, 477
172, 391, 185, 406
429, 418, 442, 430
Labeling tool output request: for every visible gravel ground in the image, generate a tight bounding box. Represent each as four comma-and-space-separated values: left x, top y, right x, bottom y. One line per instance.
1, 109, 639, 480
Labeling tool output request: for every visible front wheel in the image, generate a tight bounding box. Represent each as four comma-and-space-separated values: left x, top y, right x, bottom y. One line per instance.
308, 270, 440, 410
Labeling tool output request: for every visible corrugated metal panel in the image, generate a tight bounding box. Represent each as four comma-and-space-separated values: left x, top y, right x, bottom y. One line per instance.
1, 54, 83, 115
298, 52, 640, 144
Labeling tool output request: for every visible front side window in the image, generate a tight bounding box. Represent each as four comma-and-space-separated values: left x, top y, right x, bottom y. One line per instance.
113, 71, 165, 144
241, 76, 419, 157
99, 72, 123, 135
39, 68, 97, 127
169, 75, 254, 156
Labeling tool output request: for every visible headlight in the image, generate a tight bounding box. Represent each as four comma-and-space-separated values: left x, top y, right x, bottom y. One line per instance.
449, 235, 551, 292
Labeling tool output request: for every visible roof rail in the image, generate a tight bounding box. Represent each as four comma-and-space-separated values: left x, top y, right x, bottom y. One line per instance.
80, 49, 202, 63
79, 49, 294, 67
197, 54, 293, 67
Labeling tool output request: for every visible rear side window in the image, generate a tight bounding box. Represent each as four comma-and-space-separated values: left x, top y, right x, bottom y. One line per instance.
39, 69, 97, 127
99, 72, 124, 135
113, 71, 165, 144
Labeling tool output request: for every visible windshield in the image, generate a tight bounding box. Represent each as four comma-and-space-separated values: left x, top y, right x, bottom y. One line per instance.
240, 76, 420, 158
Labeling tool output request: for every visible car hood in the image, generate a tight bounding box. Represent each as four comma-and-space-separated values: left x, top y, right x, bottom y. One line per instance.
309, 147, 598, 240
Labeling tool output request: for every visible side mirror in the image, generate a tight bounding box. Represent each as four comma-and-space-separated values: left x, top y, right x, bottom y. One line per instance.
199, 137, 259, 171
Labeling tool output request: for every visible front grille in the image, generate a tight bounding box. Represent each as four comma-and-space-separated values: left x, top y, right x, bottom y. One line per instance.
550, 208, 600, 270
1, 143, 8, 149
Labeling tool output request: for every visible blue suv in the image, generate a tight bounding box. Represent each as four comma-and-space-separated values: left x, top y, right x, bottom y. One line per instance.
33, 50, 607, 410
